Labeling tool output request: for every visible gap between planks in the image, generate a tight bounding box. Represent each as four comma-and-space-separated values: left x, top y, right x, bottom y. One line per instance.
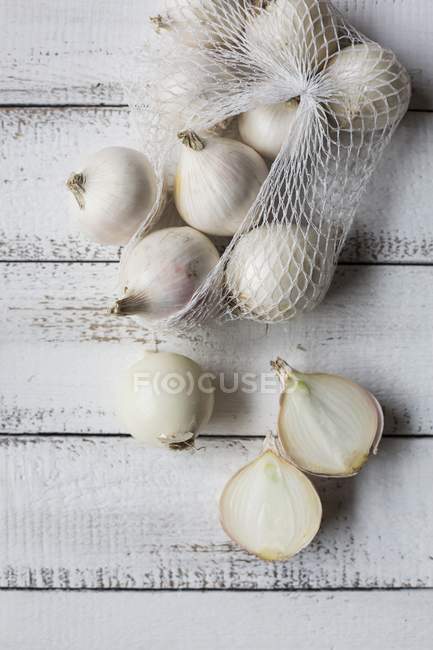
1, 433, 433, 440
1, 260, 433, 266
0, 104, 430, 112
0, 586, 432, 593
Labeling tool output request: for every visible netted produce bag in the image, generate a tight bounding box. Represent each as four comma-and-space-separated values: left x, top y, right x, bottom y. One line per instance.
118, 0, 411, 329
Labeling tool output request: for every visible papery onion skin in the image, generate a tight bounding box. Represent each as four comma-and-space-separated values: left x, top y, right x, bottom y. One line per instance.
67, 147, 158, 246
325, 43, 411, 131
112, 226, 220, 324
368, 390, 385, 456
174, 132, 268, 237
220, 446, 322, 561
117, 350, 215, 448
239, 99, 300, 160
273, 359, 384, 478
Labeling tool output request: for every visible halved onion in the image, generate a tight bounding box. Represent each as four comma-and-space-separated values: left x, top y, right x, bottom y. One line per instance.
272, 358, 384, 477
219, 438, 322, 561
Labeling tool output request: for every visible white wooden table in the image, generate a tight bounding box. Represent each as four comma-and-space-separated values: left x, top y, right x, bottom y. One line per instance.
1, 1, 433, 648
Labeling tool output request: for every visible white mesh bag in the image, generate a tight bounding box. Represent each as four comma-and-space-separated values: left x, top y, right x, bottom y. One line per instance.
116, 0, 411, 330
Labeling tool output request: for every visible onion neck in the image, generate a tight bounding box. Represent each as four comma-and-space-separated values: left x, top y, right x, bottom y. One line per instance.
262, 432, 283, 456
159, 432, 197, 451
271, 358, 309, 394
287, 97, 301, 108
66, 172, 86, 210
110, 292, 149, 316
178, 130, 206, 151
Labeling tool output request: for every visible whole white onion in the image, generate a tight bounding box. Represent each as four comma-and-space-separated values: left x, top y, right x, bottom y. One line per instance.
112, 226, 220, 324
175, 131, 268, 237
225, 223, 335, 321
325, 43, 411, 131
239, 99, 300, 159
67, 147, 159, 246
117, 350, 214, 448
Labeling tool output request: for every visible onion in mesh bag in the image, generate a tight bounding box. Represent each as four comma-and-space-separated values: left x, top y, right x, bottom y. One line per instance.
225, 223, 337, 322
238, 98, 300, 160
123, 0, 411, 329
325, 43, 411, 131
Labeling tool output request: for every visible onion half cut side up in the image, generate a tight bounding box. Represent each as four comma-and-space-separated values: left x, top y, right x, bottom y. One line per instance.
272, 358, 384, 477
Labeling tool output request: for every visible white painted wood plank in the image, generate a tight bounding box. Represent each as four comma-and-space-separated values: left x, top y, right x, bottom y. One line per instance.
1, 107, 432, 263
1, 590, 432, 650
0, 0, 157, 105
2, 263, 432, 435
1, 0, 431, 108
0, 436, 432, 589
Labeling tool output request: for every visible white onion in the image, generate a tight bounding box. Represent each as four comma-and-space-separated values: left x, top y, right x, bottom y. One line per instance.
325, 43, 411, 131
117, 350, 214, 447
245, 0, 338, 74
174, 131, 268, 237
219, 436, 322, 561
112, 226, 219, 324
272, 358, 384, 477
239, 99, 300, 160
67, 147, 158, 245
225, 223, 336, 321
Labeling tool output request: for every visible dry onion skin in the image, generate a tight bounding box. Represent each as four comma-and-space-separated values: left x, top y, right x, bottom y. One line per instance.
225, 223, 336, 322
272, 358, 384, 477
219, 436, 322, 561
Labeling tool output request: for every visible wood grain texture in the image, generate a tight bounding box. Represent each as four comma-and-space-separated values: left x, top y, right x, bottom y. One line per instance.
0, 435, 432, 589
1, 590, 433, 650
2, 262, 433, 435
1, 0, 431, 108
1, 107, 433, 263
